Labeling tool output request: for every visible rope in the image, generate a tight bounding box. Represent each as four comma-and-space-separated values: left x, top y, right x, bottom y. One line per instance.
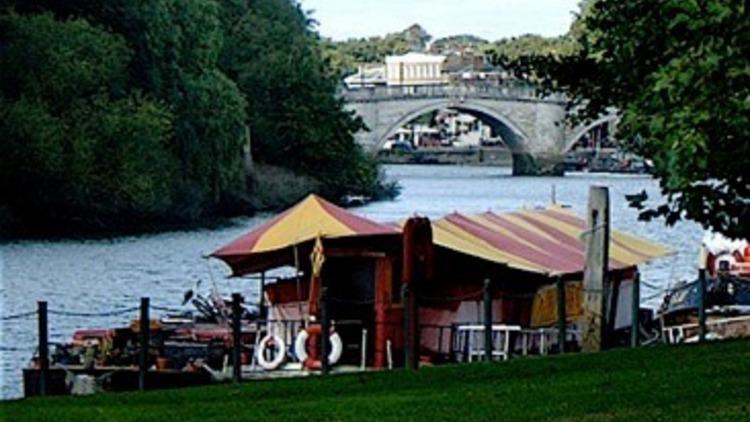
0, 311, 36, 321
151, 306, 190, 313
48, 307, 140, 318
0, 345, 36, 352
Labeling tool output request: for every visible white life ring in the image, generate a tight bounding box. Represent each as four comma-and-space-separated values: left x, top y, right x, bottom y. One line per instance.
256, 334, 286, 371
294, 325, 343, 369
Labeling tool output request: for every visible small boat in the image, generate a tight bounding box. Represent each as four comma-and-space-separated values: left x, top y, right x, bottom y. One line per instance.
341, 195, 370, 207
24, 288, 260, 397
659, 233, 750, 343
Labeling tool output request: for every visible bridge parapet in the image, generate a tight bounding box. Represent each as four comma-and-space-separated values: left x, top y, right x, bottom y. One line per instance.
341, 82, 566, 104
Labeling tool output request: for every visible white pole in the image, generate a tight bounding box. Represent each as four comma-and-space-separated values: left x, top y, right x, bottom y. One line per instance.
386, 339, 393, 370
361, 328, 368, 371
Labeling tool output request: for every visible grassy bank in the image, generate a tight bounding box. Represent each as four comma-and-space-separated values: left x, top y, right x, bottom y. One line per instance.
2, 341, 749, 421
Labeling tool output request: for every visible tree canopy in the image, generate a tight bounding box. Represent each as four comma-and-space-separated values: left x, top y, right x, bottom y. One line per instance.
0, 0, 388, 236
503, 0, 750, 238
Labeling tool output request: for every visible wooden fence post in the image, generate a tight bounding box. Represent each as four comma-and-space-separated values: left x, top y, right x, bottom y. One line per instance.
37, 301, 48, 396
698, 269, 707, 342
232, 293, 242, 383
321, 287, 330, 375
631, 272, 640, 348
139, 297, 149, 391
483, 279, 493, 362
557, 276, 567, 354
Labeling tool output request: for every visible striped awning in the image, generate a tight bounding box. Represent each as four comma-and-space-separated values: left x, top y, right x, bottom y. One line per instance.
432, 205, 670, 276
212, 194, 399, 266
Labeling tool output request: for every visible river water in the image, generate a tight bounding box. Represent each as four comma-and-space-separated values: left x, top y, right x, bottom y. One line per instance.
0, 165, 702, 399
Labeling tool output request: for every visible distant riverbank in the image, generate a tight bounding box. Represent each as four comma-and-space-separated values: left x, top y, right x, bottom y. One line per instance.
378, 147, 512, 166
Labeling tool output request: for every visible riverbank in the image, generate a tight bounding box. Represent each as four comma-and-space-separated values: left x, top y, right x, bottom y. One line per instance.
2, 340, 748, 420
378, 147, 512, 166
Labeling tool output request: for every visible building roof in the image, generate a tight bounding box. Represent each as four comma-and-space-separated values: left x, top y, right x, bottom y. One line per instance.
430, 206, 670, 276
211, 194, 399, 275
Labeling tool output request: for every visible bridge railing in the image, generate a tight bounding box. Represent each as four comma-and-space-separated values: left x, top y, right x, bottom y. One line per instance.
340, 82, 566, 103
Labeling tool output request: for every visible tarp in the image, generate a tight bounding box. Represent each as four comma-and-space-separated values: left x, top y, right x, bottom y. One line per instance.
211, 194, 399, 274
432, 205, 670, 276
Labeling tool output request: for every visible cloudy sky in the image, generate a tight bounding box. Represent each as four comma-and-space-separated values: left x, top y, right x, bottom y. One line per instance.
300, 0, 581, 41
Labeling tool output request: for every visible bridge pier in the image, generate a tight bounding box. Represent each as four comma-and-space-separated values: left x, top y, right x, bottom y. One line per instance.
512, 153, 565, 177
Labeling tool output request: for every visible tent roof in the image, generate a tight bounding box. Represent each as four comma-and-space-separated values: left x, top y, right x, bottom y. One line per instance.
211, 194, 399, 265
431, 206, 670, 276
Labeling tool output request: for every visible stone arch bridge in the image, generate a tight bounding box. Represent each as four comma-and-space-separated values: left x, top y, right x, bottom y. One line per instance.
343, 83, 615, 175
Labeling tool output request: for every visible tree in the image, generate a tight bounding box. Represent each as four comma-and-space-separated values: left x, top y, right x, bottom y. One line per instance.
507, 0, 750, 239
0, 13, 176, 234
218, 0, 382, 200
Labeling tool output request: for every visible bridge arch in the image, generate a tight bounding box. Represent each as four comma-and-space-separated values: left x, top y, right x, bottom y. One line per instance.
565, 114, 619, 152
374, 100, 530, 153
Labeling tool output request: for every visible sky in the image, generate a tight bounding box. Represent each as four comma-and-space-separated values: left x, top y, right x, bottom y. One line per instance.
300, 0, 582, 41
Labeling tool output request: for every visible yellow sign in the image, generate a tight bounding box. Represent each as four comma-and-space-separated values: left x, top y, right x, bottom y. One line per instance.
531, 281, 583, 328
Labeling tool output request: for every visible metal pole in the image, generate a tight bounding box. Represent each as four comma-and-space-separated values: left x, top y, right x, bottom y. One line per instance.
320, 287, 329, 375
402, 284, 413, 369
698, 269, 707, 342
483, 279, 493, 362
232, 293, 242, 383
37, 301, 48, 396
259, 272, 267, 320
139, 297, 149, 391
631, 272, 640, 348
557, 276, 567, 354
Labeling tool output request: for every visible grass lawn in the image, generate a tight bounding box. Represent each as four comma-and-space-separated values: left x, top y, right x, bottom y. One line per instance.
2, 340, 749, 421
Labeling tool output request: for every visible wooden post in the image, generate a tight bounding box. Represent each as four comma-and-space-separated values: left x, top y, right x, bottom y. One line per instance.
37, 301, 48, 396
320, 287, 330, 375
631, 272, 640, 348
401, 284, 413, 369
401, 217, 433, 370
582, 186, 610, 352
698, 269, 707, 342
232, 293, 242, 383
556, 276, 567, 354
483, 279, 493, 362
139, 297, 149, 391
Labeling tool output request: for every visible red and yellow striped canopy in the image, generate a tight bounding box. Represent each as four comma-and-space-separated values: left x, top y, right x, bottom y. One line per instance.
432, 205, 670, 276
212, 194, 399, 260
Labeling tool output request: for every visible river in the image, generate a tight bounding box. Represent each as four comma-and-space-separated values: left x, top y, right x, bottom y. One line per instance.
0, 165, 702, 399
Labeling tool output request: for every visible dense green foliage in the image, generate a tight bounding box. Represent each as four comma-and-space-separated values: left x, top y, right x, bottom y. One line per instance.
2, 341, 749, 420
0, 13, 178, 232
504, 0, 750, 238
0, 0, 388, 236
219, 0, 384, 201
484, 34, 578, 69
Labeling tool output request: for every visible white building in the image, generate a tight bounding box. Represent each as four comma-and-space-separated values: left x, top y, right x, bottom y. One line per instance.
343, 65, 387, 89
385, 52, 447, 87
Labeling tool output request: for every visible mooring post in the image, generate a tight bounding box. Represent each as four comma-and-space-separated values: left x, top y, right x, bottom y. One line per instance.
698, 269, 707, 342
401, 283, 413, 369
259, 272, 267, 320
232, 293, 242, 383
631, 272, 640, 348
139, 297, 149, 391
556, 276, 567, 354
582, 186, 610, 352
320, 287, 330, 375
37, 301, 48, 396
483, 279, 493, 362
